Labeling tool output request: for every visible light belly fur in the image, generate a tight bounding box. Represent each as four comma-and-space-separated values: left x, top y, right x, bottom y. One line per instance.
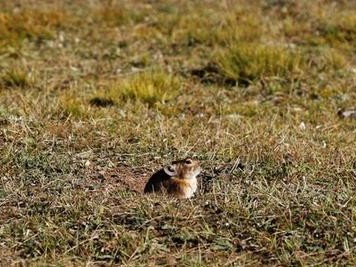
182, 178, 197, 198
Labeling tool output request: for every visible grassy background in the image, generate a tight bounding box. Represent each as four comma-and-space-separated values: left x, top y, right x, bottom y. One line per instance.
0, 0, 355, 265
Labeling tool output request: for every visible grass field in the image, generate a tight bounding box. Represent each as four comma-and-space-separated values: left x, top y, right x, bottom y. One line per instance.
0, 0, 355, 266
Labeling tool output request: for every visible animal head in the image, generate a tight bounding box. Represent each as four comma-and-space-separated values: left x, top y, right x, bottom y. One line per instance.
163, 158, 201, 179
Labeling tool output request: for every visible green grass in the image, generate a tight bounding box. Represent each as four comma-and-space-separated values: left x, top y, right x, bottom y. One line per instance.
0, 0, 355, 266
103, 69, 181, 106
1, 68, 35, 89
215, 43, 304, 83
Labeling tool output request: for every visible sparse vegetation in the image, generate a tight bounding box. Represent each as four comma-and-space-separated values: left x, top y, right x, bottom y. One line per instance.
0, 0, 355, 266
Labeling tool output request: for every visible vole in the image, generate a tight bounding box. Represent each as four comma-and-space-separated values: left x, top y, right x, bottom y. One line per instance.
144, 158, 202, 199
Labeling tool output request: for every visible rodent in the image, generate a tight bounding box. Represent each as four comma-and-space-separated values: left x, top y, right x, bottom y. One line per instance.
144, 158, 202, 199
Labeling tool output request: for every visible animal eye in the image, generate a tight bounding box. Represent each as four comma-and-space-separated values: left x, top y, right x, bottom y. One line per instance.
185, 159, 192, 165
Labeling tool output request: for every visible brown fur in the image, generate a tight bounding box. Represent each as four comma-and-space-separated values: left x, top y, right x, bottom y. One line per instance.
144, 158, 201, 199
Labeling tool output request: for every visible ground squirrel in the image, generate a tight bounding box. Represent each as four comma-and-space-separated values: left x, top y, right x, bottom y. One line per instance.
144, 158, 202, 199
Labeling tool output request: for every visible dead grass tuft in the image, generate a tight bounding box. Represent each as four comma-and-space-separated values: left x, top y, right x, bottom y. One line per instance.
0, 9, 72, 45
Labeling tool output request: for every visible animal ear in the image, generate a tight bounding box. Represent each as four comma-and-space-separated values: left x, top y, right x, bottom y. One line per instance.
164, 165, 176, 176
